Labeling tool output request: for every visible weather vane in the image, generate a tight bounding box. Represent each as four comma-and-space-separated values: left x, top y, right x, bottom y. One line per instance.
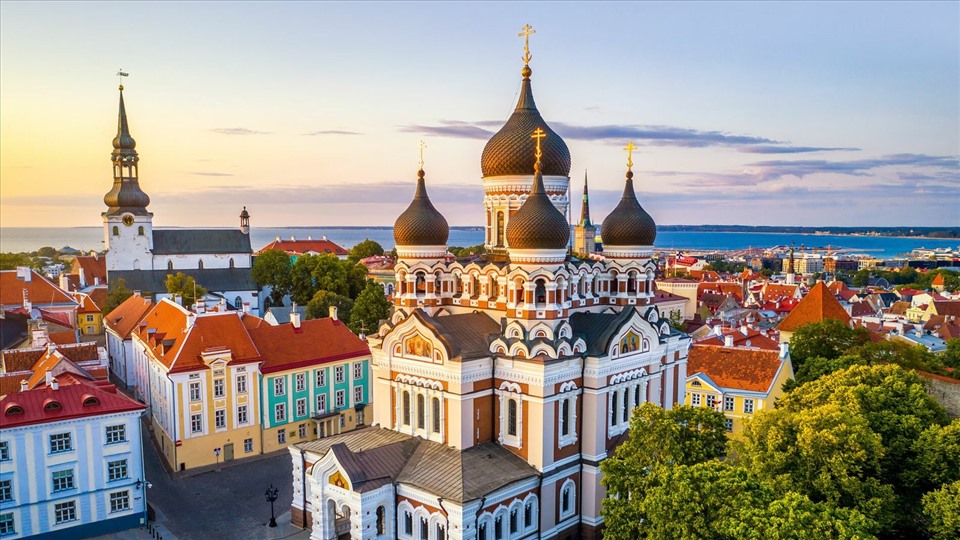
519, 24, 535, 65
624, 141, 638, 171
116, 69, 129, 90
532, 128, 546, 167
418, 140, 427, 170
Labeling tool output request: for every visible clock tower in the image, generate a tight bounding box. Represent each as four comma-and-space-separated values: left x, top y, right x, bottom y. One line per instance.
103, 84, 153, 273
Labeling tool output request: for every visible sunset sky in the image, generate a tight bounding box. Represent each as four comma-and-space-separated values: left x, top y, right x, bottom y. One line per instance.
1, 2, 957, 228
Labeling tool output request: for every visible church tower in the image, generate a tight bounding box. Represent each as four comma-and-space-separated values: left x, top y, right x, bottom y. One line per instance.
572, 171, 596, 256
103, 84, 153, 273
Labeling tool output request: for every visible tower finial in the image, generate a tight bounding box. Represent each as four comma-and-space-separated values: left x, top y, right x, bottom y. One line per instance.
116, 69, 129, 91
519, 24, 536, 77
531, 127, 546, 170
418, 140, 427, 172
623, 141, 638, 178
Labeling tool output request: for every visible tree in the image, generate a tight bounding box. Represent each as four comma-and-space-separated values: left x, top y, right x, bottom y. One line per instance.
165, 272, 206, 309
910, 420, 960, 492
306, 290, 353, 322
724, 491, 878, 540
347, 239, 384, 262
311, 254, 349, 297
343, 260, 370, 298
0, 252, 37, 270
923, 480, 960, 540
289, 254, 322, 305
789, 318, 871, 370
36, 246, 58, 259
251, 250, 292, 305
853, 269, 871, 287
349, 281, 390, 334
103, 278, 134, 314
943, 338, 960, 370
782, 354, 865, 391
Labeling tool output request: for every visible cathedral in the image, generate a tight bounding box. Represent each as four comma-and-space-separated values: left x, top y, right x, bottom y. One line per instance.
100, 85, 259, 311
291, 29, 691, 540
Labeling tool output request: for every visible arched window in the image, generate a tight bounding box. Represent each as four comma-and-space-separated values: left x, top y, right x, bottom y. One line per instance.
561, 484, 573, 515
167, 260, 174, 270
436, 523, 446, 540
419, 516, 428, 540
479, 522, 487, 540
610, 391, 618, 425
507, 398, 518, 436
198, 259, 204, 269
112, 225, 119, 236
415, 272, 426, 295
622, 389, 630, 423
561, 398, 570, 436
495, 516, 503, 540
229, 258, 235, 268
402, 391, 411, 426
627, 271, 637, 293
534, 279, 546, 305
417, 394, 425, 429
634, 384, 641, 406
432, 397, 441, 434
496, 211, 505, 247
509, 508, 519, 534
137, 225, 144, 236
235, 296, 243, 309
376, 506, 385, 535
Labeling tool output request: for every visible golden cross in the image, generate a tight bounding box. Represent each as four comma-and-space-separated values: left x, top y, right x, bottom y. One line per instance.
418, 140, 427, 170
532, 127, 546, 164
624, 141, 638, 170
519, 24, 536, 65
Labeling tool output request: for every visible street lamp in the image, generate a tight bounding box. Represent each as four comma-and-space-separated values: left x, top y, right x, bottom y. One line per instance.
265, 484, 279, 528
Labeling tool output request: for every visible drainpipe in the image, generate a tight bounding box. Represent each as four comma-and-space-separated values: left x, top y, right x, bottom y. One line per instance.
301, 447, 308, 529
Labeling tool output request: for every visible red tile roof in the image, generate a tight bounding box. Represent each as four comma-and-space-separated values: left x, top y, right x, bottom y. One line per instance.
932, 301, 960, 318
104, 294, 154, 339
71, 255, 107, 285
0, 371, 143, 428
48, 331, 78, 345
850, 302, 877, 318
932, 273, 946, 286
696, 328, 779, 351
258, 238, 348, 257
88, 287, 108, 312
698, 282, 744, 303
777, 282, 852, 332
0, 269, 76, 307
688, 345, 786, 393
249, 317, 369, 375
762, 283, 800, 301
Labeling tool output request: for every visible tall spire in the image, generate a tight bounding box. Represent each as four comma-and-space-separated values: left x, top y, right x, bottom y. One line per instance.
112, 85, 136, 154
103, 84, 150, 216
579, 170, 592, 227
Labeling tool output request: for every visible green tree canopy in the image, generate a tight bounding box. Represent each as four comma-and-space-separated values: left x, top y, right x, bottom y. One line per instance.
347, 239, 384, 262
36, 246, 58, 259
165, 272, 206, 309
922, 480, 960, 540
306, 290, 354, 323
103, 278, 134, 314
349, 281, 390, 334
789, 318, 872, 370
251, 250, 293, 305
942, 338, 960, 370
0, 252, 38, 271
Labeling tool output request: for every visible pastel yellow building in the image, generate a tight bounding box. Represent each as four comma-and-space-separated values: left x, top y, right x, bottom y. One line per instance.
685, 344, 794, 437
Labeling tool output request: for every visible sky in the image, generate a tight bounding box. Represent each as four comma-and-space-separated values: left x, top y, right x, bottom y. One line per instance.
1, 1, 958, 228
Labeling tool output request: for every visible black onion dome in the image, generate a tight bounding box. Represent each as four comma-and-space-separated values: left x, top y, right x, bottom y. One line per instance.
506, 167, 570, 250
601, 172, 657, 247
394, 170, 449, 246
481, 68, 571, 177
103, 180, 151, 210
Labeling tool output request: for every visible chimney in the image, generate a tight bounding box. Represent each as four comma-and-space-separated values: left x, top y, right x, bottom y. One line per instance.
290, 310, 301, 329
59, 274, 70, 290
307, 236, 313, 241
94, 277, 101, 286
134, 290, 142, 297
78, 267, 87, 287
16, 266, 32, 282
780, 342, 790, 359
713, 325, 722, 337
32, 321, 49, 347
50, 377, 59, 391
740, 325, 748, 336
723, 334, 734, 348
195, 299, 206, 314
19, 380, 27, 392
291, 236, 296, 241
329, 306, 338, 320
242, 302, 250, 314
174, 294, 183, 306
45, 371, 53, 387
22, 288, 31, 312
275, 236, 281, 242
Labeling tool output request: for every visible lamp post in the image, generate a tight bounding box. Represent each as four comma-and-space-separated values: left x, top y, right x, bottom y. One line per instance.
265, 484, 279, 528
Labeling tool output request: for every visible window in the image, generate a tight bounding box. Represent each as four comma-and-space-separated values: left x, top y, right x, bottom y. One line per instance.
189, 381, 201, 402
316, 370, 326, 387
112, 225, 119, 236
560, 481, 576, 519
432, 397, 441, 434
167, 260, 174, 270
354, 386, 363, 405
277, 430, 286, 444
244, 438, 253, 453
353, 362, 363, 379
495, 516, 503, 540
0, 480, 10, 502
507, 399, 518, 436
86, 315, 95, 322
524, 502, 533, 528
724, 396, 735, 412
0, 442, 8, 461
744, 399, 755, 414
214, 378, 225, 398
691, 392, 701, 406
106, 424, 126, 444
0, 513, 13, 535
622, 389, 630, 423
635, 384, 641, 406
274, 377, 285, 397
376, 506, 385, 535
191, 413, 203, 433
610, 391, 618, 425
403, 511, 413, 535
339, 415, 345, 428
417, 394, 425, 429
110, 490, 130, 513
55, 501, 76, 523
510, 508, 518, 533
237, 405, 248, 425
296, 398, 307, 418
236, 374, 247, 394
336, 390, 345, 409
108, 459, 128, 481
49, 432, 72, 454
335, 365, 345, 384
316, 394, 326, 413
295, 373, 306, 392
137, 225, 144, 236
275, 403, 286, 423
561, 398, 570, 436
479, 522, 487, 540
436, 523, 446, 540
298, 424, 306, 439
420, 517, 428, 540
402, 392, 411, 425
52, 469, 74, 492
724, 418, 734, 432
215, 409, 226, 429
706, 395, 717, 409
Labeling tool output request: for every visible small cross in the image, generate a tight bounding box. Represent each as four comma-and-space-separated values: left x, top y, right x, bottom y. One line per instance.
418, 140, 427, 170
531, 128, 546, 166
518, 24, 536, 65
623, 141, 638, 170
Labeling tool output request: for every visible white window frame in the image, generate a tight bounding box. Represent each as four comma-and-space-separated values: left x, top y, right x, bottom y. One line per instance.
109, 490, 130, 513
498, 382, 523, 448
277, 430, 286, 444
0, 479, 11, 502
743, 398, 755, 414
189, 381, 201, 402
559, 479, 576, 519
691, 392, 701, 406
213, 378, 225, 398
0, 512, 13, 535
295, 372, 306, 392
557, 382, 579, 448
275, 403, 286, 424
0, 441, 8, 461
54, 500, 77, 524
49, 432, 72, 454
244, 438, 253, 453
353, 385, 363, 405
316, 369, 326, 387
236, 374, 247, 394
105, 424, 126, 444
190, 413, 203, 434
723, 396, 735, 412
296, 398, 307, 418
273, 377, 285, 397
335, 365, 345, 384
214, 409, 226, 430
237, 405, 248, 425
353, 362, 363, 380
706, 394, 717, 409
316, 393, 327, 414
107, 459, 128, 482
335, 390, 346, 409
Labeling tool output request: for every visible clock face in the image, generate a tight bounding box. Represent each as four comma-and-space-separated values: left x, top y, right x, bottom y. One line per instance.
122, 214, 135, 227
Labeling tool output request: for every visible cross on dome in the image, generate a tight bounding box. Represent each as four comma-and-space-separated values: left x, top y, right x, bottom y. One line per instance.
624, 141, 638, 171
531, 128, 546, 167
418, 140, 427, 171
519, 24, 536, 66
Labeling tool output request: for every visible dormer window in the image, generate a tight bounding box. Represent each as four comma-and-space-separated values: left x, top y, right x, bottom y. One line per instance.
83, 396, 100, 406
44, 400, 62, 412
4, 405, 23, 416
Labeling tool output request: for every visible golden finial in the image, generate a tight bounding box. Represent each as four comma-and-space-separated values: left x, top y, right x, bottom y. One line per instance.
116, 69, 129, 91
418, 140, 427, 171
519, 24, 536, 66
624, 141, 638, 171
532, 127, 546, 168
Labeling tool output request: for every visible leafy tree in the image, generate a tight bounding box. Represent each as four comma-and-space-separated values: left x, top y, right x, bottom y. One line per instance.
347, 239, 384, 262
909, 420, 960, 491
251, 250, 292, 305
306, 290, 353, 322
849, 340, 938, 372
853, 269, 871, 287
103, 278, 134, 314
289, 254, 322, 305
725, 491, 878, 540
311, 254, 349, 297
943, 338, 960, 370
922, 480, 960, 540
343, 260, 370, 298
36, 246, 58, 259
452, 244, 486, 257
165, 272, 206, 309
349, 281, 390, 334
789, 318, 871, 370
782, 354, 865, 391
759, 268, 774, 278
0, 252, 38, 270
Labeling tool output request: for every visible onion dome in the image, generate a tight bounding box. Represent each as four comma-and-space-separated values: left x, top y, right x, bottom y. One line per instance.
480, 66, 571, 177
104, 85, 151, 214
506, 162, 570, 251
601, 170, 657, 247
393, 169, 449, 247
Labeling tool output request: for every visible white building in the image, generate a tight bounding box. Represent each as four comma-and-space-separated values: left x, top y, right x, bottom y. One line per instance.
103, 293, 154, 399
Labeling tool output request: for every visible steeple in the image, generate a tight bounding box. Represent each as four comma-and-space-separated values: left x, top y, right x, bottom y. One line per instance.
103, 84, 151, 216
579, 170, 592, 227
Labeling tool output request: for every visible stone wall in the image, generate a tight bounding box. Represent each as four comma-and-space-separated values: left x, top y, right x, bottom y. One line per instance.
922, 372, 960, 418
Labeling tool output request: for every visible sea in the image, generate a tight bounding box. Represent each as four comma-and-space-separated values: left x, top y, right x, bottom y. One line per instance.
2, 227, 957, 259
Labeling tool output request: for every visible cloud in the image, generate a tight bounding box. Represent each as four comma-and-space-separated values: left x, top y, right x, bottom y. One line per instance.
302, 130, 361, 136
210, 127, 272, 135
738, 145, 860, 154
747, 153, 960, 181
188, 171, 234, 177
400, 121, 493, 140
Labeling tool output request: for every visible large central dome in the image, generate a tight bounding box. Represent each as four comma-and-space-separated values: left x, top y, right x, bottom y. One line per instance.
481, 67, 571, 178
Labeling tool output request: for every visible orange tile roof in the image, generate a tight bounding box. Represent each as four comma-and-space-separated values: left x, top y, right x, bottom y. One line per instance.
932, 301, 960, 318
762, 283, 800, 300
104, 294, 154, 339
777, 281, 852, 332
71, 255, 107, 285
698, 282, 744, 303
249, 317, 369, 375
257, 238, 348, 257
73, 293, 99, 314
0, 269, 76, 307
688, 345, 786, 393
932, 273, 945, 286
696, 328, 780, 351
88, 287, 108, 312
48, 331, 78, 345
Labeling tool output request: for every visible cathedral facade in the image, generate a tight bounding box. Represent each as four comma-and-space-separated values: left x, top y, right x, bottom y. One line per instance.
291, 33, 691, 540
